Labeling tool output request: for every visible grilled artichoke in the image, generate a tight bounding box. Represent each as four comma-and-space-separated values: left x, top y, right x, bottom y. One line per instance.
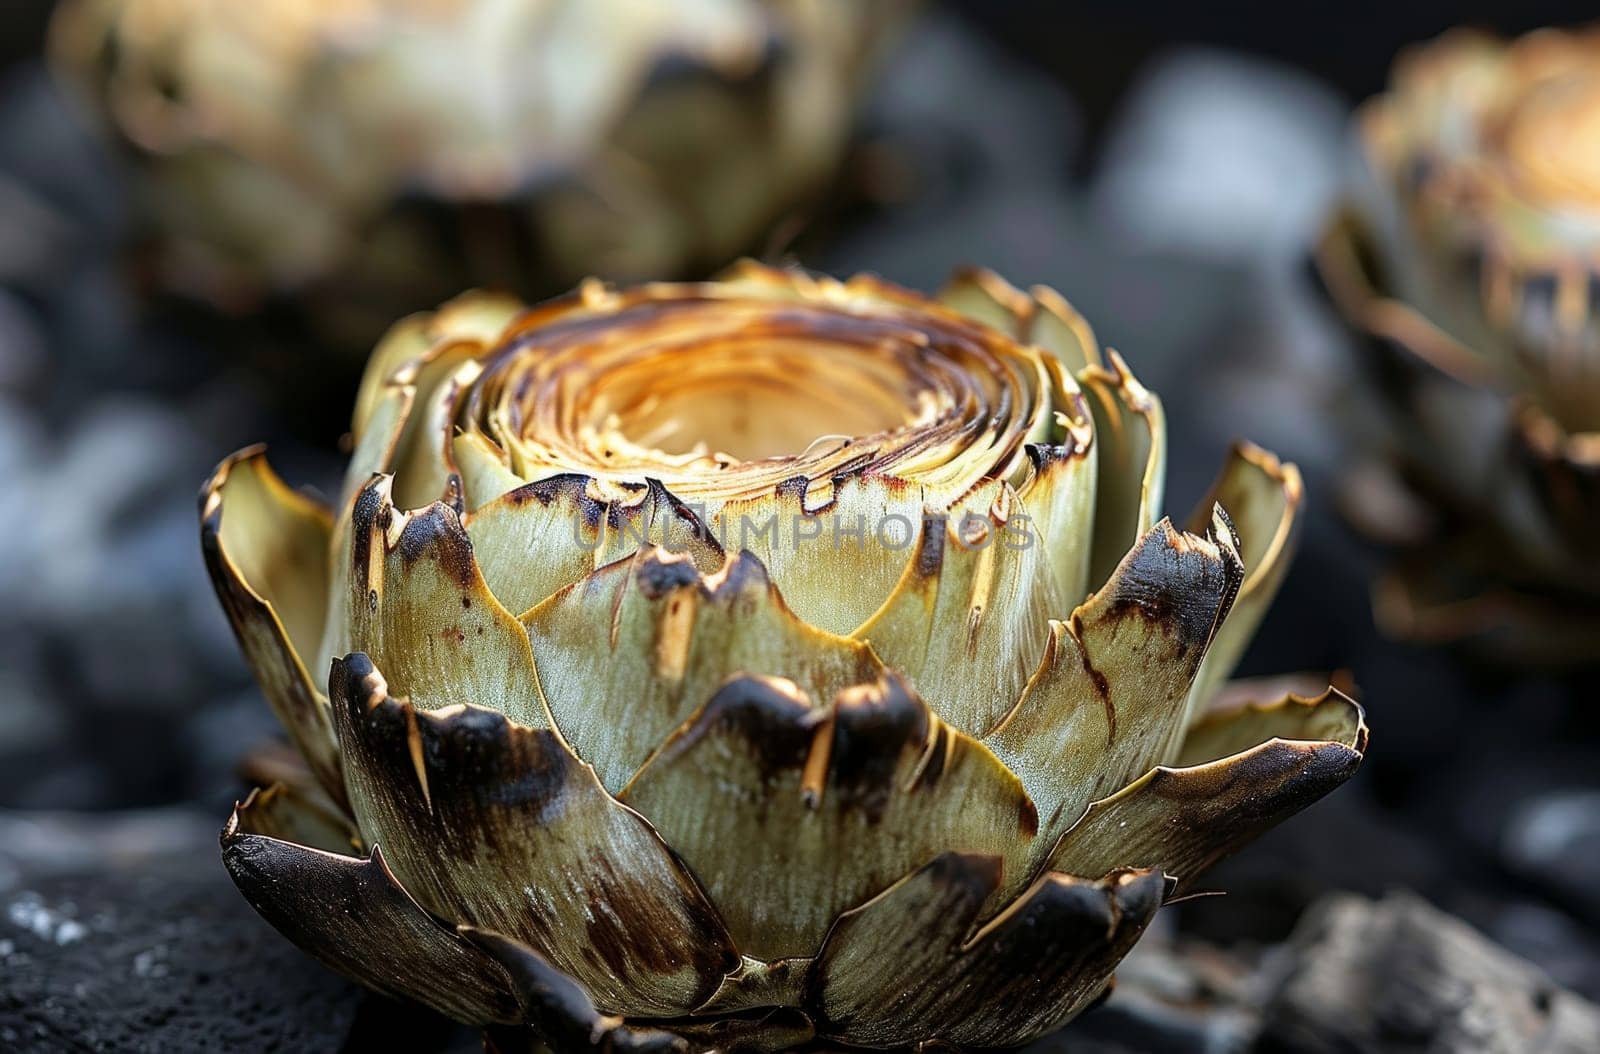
50, 0, 903, 343
201, 264, 1366, 1050
1317, 26, 1600, 665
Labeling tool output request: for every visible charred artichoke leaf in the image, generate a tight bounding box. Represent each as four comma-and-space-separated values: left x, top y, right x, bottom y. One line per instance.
332, 475, 547, 726
1175, 442, 1304, 739
936, 266, 1042, 338
352, 291, 526, 443
1048, 688, 1367, 892
468, 474, 724, 619
853, 479, 1062, 738
231, 782, 360, 856
709, 472, 933, 637
1176, 688, 1367, 768
330, 654, 738, 1018
1030, 284, 1105, 374
807, 853, 1164, 1048
368, 332, 486, 508
461, 930, 690, 1054
200, 447, 343, 803
341, 381, 415, 510
452, 431, 529, 512
618, 673, 1038, 962
934, 266, 1107, 376
984, 513, 1244, 888
523, 548, 881, 794
222, 790, 523, 1027
386, 348, 486, 511
1016, 378, 1097, 609
1080, 353, 1168, 592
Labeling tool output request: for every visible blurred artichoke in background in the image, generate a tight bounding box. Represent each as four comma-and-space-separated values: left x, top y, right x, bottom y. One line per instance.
201, 264, 1365, 1050
1318, 26, 1600, 667
50, 0, 905, 346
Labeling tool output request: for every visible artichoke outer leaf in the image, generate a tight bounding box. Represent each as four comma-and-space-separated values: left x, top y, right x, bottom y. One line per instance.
618, 672, 1038, 962
322, 382, 414, 665
1372, 551, 1600, 666
1047, 687, 1368, 893
333, 474, 548, 726
852, 479, 1062, 738
351, 291, 527, 443
470, 474, 725, 618
389, 351, 486, 511
985, 513, 1245, 889
453, 431, 530, 513
1029, 284, 1105, 374
936, 266, 1040, 338
1080, 353, 1168, 593
329, 653, 739, 1018
339, 381, 416, 512
708, 471, 932, 637
460, 929, 691, 1054
936, 266, 1107, 376
1175, 441, 1305, 739
231, 781, 361, 856
807, 852, 1164, 1048
350, 314, 434, 445
221, 791, 524, 1027
1016, 386, 1098, 609
1176, 687, 1367, 769
200, 447, 344, 805
524, 547, 882, 794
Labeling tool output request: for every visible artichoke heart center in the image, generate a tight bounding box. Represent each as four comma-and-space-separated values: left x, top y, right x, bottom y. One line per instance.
600, 336, 932, 464
491, 296, 1037, 498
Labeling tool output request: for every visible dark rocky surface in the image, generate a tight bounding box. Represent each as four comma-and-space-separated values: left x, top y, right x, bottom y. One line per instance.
1258, 893, 1600, 1053
0, 7, 1598, 1053
0, 810, 364, 1052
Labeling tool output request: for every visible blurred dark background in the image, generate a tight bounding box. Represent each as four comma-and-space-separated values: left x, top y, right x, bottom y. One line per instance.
3, 2, 1600, 1051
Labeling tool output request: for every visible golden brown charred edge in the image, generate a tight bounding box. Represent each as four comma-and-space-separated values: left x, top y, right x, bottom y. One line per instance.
651, 672, 967, 825
1177, 688, 1368, 769
944, 265, 1040, 333
1184, 441, 1304, 577
806, 854, 1164, 1047
1313, 207, 1501, 391
1049, 710, 1366, 895
1099, 516, 1245, 665
804, 852, 999, 1034
198, 448, 346, 809
648, 674, 822, 786
461, 930, 689, 1053
230, 782, 361, 856
221, 801, 523, 1026
328, 654, 739, 1013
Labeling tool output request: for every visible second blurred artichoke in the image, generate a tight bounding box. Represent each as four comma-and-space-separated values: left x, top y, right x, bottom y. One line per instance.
1318, 25, 1600, 666
50, 0, 907, 344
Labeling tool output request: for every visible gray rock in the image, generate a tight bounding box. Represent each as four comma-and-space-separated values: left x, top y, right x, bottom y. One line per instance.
1258, 892, 1600, 1053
